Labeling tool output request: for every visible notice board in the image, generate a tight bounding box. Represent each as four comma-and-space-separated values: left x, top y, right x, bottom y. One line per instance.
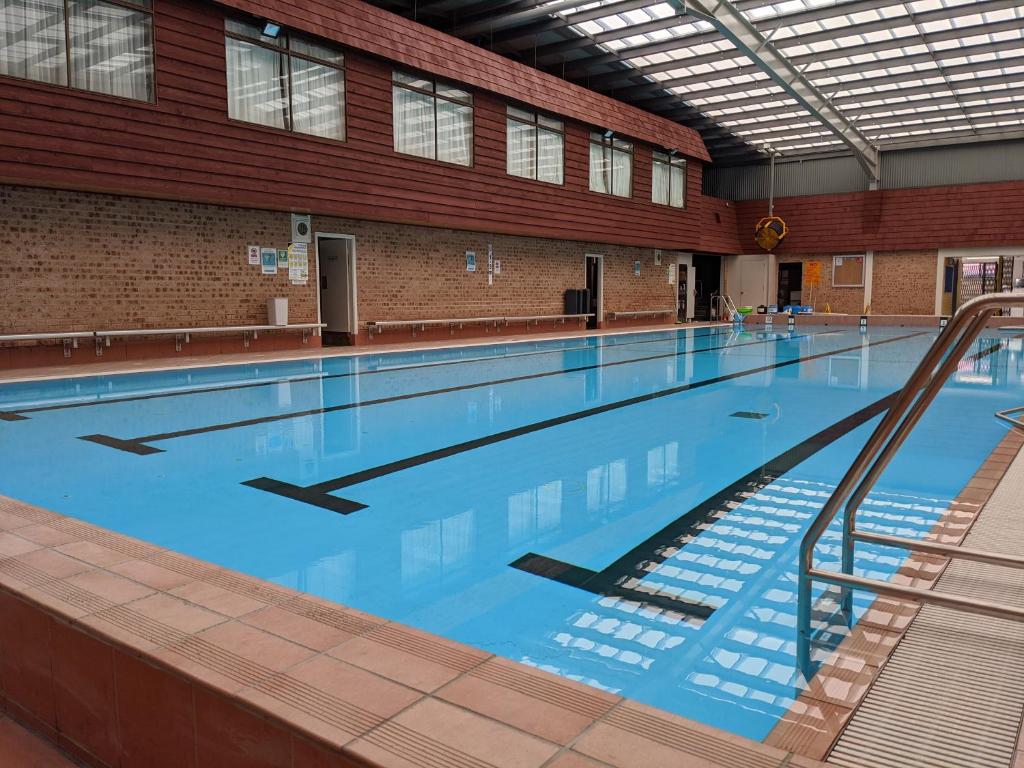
833, 255, 865, 287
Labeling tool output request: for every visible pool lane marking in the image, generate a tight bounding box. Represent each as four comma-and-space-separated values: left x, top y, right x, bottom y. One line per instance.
78, 329, 845, 455
0, 327, 734, 420
512, 337, 1008, 624
240, 331, 927, 516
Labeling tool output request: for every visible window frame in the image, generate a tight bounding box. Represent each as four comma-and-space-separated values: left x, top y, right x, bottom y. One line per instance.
392, 69, 474, 167
589, 131, 633, 198
0, 0, 157, 103
224, 19, 347, 141
505, 104, 564, 186
651, 149, 687, 209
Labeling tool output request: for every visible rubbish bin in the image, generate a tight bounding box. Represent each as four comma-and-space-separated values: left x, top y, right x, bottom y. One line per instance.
267, 297, 288, 326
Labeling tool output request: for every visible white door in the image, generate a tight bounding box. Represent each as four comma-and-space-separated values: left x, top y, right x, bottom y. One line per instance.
733, 255, 769, 308
317, 235, 357, 335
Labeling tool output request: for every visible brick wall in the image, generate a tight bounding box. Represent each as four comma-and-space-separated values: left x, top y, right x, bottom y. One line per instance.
2, 185, 677, 341
0, 185, 315, 334
776, 255, 866, 314
871, 251, 938, 315
288, 216, 676, 325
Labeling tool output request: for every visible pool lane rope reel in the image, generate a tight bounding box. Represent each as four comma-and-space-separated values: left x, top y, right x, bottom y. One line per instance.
754, 150, 789, 252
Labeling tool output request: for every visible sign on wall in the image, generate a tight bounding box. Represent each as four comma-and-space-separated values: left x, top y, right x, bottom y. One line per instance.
277, 249, 288, 267
634, 260, 641, 276
494, 260, 502, 275
247, 245, 260, 265
466, 251, 476, 272
487, 243, 494, 286
261, 247, 278, 275
654, 249, 662, 266
805, 260, 823, 287
288, 242, 308, 284
668, 264, 676, 284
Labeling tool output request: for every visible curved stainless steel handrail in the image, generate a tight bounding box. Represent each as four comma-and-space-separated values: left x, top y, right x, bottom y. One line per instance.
797, 292, 1024, 678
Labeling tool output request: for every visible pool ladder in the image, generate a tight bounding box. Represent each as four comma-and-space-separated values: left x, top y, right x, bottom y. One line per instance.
797, 291, 1024, 679
710, 293, 741, 323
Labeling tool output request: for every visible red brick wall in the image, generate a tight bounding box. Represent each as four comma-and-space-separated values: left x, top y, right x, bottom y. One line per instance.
775, 255, 866, 314
871, 251, 938, 315
1, 185, 678, 340
0, 185, 313, 334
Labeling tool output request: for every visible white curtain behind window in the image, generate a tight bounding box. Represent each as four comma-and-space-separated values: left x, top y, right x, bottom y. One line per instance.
507, 118, 535, 178
589, 141, 608, 193
652, 159, 669, 205
436, 98, 471, 166
225, 37, 287, 129
0, 0, 67, 85
290, 57, 344, 139
537, 128, 563, 184
612, 148, 631, 197
670, 163, 685, 207
69, 0, 153, 101
393, 85, 435, 159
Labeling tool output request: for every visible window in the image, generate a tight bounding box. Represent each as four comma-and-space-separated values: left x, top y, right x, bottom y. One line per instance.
589, 132, 632, 197
0, 0, 154, 102
652, 150, 686, 208
393, 70, 472, 166
225, 19, 345, 140
506, 106, 563, 184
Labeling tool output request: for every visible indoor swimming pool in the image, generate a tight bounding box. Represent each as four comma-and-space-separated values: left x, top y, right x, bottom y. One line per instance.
2, 325, 1022, 741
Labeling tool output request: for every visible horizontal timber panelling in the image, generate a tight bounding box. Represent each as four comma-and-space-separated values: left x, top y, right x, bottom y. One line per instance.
0, 0, 722, 252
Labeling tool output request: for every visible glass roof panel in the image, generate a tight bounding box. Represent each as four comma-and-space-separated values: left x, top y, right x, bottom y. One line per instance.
547, 0, 1024, 156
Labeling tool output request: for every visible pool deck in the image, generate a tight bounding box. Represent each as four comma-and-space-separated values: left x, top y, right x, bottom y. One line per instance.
1, 430, 1020, 768
0, 491, 826, 768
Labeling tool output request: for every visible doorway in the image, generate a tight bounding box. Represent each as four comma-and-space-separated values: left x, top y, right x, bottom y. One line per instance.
585, 254, 602, 329
692, 254, 722, 320
777, 261, 803, 309
317, 234, 357, 346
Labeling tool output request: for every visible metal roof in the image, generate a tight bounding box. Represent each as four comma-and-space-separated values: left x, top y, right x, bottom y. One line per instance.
369, 0, 1024, 164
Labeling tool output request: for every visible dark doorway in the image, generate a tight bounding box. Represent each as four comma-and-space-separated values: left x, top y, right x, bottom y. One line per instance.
692, 254, 722, 321
586, 255, 601, 329
777, 261, 803, 309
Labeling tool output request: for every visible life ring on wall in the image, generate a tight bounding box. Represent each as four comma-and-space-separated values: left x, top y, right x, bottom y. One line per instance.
754, 216, 789, 251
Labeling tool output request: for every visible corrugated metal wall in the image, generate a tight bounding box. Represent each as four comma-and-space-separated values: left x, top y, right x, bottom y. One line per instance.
704, 139, 1024, 199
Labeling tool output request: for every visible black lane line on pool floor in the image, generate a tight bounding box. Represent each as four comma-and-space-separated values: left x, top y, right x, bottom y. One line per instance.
79, 329, 844, 455
241, 332, 927, 517
0, 328, 735, 421
513, 338, 1008, 622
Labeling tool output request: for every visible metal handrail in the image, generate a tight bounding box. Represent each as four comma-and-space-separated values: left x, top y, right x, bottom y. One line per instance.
797, 291, 1024, 678
996, 405, 1024, 432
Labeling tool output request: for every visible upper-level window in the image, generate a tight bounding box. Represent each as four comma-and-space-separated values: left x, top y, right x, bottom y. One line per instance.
225, 19, 345, 140
393, 70, 472, 166
0, 0, 154, 102
506, 106, 563, 185
652, 150, 686, 208
589, 132, 632, 197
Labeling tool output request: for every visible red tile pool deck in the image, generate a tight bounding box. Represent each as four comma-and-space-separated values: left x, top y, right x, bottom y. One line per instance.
0, 490, 831, 768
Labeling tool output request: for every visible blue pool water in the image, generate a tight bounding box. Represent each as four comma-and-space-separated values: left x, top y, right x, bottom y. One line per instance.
2, 325, 1022, 739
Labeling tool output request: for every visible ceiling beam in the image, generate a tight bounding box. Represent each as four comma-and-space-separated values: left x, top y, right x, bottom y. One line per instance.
580, 17, 1024, 90
675, 0, 878, 179
551, 0, 1018, 69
